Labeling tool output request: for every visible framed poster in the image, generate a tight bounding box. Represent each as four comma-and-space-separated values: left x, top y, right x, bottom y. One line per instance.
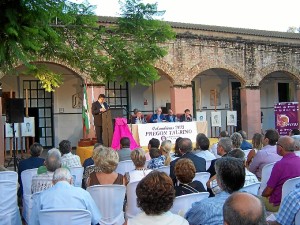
21, 117, 35, 137
227, 111, 237, 126
5, 123, 20, 138
211, 111, 222, 127
196, 111, 207, 122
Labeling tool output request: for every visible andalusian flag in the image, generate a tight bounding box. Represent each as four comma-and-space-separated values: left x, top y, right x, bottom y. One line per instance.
82, 84, 90, 134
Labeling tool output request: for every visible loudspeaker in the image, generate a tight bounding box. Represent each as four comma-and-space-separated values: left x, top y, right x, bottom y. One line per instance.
6, 98, 24, 123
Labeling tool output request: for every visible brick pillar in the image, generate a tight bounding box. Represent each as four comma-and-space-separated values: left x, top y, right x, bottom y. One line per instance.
296, 85, 300, 127
0, 97, 3, 165
240, 87, 261, 138
170, 86, 193, 114
85, 84, 105, 140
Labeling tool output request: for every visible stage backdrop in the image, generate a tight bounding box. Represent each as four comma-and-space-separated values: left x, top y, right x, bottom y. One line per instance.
274, 102, 299, 135
138, 121, 198, 146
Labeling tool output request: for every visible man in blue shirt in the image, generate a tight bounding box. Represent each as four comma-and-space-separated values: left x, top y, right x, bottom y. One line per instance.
30, 167, 101, 225
185, 157, 245, 225
238, 130, 253, 150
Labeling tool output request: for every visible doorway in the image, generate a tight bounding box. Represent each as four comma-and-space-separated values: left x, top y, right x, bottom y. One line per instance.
231, 82, 242, 131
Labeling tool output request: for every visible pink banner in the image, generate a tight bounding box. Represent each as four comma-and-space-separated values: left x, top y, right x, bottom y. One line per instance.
274, 102, 299, 135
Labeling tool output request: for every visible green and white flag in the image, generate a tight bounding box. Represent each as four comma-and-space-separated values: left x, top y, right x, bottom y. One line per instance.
82, 84, 90, 134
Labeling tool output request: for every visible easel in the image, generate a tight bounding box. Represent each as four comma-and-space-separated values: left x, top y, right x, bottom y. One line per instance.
210, 89, 221, 138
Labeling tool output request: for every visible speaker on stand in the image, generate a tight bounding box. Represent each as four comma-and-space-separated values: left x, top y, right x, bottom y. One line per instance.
6, 99, 24, 171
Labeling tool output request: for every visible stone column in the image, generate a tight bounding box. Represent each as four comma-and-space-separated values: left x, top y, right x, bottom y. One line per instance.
170, 85, 193, 114
84, 84, 105, 140
240, 86, 261, 138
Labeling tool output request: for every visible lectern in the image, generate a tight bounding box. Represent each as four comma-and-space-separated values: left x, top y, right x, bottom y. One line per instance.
102, 108, 124, 147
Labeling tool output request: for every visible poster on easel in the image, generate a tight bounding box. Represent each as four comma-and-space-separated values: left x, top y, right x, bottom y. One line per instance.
274, 102, 299, 135
227, 111, 237, 126
211, 111, 222, 127
21, 117, 35, 137
196, 111, 207, 122
5, 123, 20, 138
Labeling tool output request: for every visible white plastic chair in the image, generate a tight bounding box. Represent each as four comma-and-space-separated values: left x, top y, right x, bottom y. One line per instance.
0, 171, 18, 182
193, 172, 210, 190
39, 209, 91, 225
69, 167, 84, 187
206, 159, 212, 170
87, 185, 126, 225
21, 168, 38, 223
295, 210, 300, 225
240, 182, 261, 195
0, 179, 22, 225
170, 192, 210, 215
21, 168, 38, 195
156, 166, 170, 176
115, 160, 135, 175
281, 176, 300, 202
258, 162, 276, 195
126, 180, 142, 219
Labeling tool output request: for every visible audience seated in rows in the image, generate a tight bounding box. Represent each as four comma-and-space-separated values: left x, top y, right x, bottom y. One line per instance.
30, 168, 101, 225
180, 109, 193, 122
207, 137, 232, 178
230, 132, 243, 149
18, 143, 44, 196
59, 140, 81, 168
160, 140, 172, 166
246, 133, 264, 167
193, 133, 216, 161
170, 138, 206, 184
125, 148, 152, 185
223, 192, 266, 225
210, 130, 229, 159
185, 157, 246, 225
262, 135, 300, 212
249, 129, 282, 179
118, 137, 132, 162
208, 149, 258, 195
173, 137, 183, 158
268, 187, 300, 225
238, 130, 253, 150
86, 146, 125, 187
149, 107, 166, 123
31, 148, 61, 194
174, 158, 206, 197
126, 171, 189, 225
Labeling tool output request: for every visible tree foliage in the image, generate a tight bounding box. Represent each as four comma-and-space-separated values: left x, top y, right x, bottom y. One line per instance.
0, 0, 175, 91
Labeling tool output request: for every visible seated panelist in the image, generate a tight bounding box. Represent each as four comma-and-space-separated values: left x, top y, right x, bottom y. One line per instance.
180, 109, 193, 122
149, 107, 166, 123
165, 109, 177, 122
131, 110, 147, 124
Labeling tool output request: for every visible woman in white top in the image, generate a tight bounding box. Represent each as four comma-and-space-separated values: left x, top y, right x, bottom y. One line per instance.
125, 148, 152, 185
126, 171, 188, 225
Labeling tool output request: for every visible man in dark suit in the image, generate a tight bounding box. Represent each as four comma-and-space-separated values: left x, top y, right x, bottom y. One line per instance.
165, 109, 177, 122
170, 138, 206, 183
180, 109, 193, 122
149, 107, 166, 123
91, 94, 109, 144
18, 142, 45, 196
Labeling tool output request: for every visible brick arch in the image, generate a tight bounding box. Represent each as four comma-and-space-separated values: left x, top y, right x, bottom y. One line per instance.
154, 59, 175, 83
189, 59, 246, 85
0, 57, 89, 81
257, 64, 300, 85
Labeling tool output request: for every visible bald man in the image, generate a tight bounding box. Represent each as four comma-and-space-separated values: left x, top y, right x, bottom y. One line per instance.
223, 192, 266, 225
262, 136, 300, 212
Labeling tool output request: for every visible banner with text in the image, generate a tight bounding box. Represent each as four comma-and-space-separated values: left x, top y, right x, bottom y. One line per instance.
138, 122, 198, 146
274, 102, 299, 135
